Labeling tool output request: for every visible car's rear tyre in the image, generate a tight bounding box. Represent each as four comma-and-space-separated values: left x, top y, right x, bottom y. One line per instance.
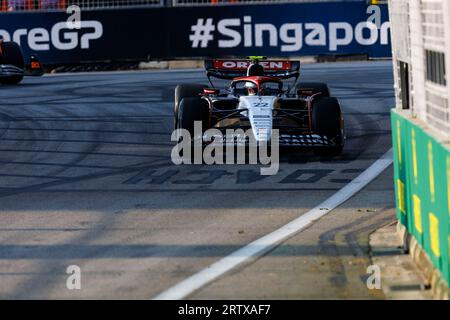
0, 42, 24, 85
297, 82, 330, 97
174, 84, 206, 128
311, 97, 344, 156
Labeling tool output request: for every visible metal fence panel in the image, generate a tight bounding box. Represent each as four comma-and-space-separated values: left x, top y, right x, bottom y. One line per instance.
0, 0, 165, 12
390, 0, 450, 137
172, 0, 366, 6
0, 0, 379, 12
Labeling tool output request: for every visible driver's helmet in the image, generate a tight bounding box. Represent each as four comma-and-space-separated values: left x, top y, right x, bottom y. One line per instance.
247, 63, 265, 77
245, 82, 258, 96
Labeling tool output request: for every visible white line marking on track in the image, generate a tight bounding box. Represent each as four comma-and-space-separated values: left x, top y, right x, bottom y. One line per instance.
153, 148, 393, 300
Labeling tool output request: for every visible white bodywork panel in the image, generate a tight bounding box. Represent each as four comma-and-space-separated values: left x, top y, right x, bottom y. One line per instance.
238, 95, 277, 142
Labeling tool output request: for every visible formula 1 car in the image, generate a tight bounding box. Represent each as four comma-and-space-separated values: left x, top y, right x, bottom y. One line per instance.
0, 36, 43, 85
174, 56, 344, 156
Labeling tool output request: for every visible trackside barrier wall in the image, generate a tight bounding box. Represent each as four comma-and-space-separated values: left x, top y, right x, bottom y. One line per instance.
389, 0, 450, 290
391, 109, 449, 286
0, 2, 391, 64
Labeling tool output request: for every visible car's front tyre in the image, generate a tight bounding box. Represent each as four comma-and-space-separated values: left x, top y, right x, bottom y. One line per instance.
174, 84, 206, 129
0, 42, 25, 85
175, 97, 210, 163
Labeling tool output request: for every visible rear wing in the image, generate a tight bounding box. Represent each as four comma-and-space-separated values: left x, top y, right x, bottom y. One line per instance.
205, 59, 300, 80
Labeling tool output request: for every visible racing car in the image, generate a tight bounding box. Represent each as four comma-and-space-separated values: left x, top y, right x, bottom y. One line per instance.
174, 56, 344, 156
0, 36, 43, 85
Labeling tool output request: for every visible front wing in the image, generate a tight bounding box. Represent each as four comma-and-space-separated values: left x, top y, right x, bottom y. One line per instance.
0, 64, 24, 78
201, 129, 338, 148
206, 108, 338, 148
0, 61, 44, 78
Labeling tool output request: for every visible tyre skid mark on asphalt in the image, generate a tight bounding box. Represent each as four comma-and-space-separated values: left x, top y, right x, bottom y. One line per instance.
318, 207, 394, 295
0, 127, 170, 135
15, 188, 342, 193
0, 137, 172, 147
0, 160, 170, 199
7, 115, 169, 121
0, 107, 389, 199
154, 149, 393, 300
0, 148, 167, 159
0, 112, 17, 141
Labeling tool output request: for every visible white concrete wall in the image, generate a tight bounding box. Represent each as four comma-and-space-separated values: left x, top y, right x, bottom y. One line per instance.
389, 0, 450, 137
410, 0, 426, 121
388, 0, 411, 113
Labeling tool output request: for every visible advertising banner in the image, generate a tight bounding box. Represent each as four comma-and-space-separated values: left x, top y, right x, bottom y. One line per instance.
0, 2, 391, 64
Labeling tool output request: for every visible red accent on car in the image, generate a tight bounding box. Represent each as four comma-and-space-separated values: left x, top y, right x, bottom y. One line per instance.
31, 61, 41, 69
203, 88, 220, 95
307, 100, 313, 132
213, 60, 292, 71
232, 76, 282, 88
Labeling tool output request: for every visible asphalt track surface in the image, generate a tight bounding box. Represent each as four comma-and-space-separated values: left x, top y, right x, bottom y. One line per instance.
0, 61, 395, 299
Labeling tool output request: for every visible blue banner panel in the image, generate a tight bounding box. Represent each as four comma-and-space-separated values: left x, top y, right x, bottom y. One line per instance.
0, 2, 391, 64
0, 9, 167, 64
169, 2, 391, 58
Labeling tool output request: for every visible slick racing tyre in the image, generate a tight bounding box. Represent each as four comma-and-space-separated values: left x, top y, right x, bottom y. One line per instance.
177, 97, 210, 135
0, 41, 25, 85
297, 82, 330, 97
312, 96, 344, 156
175, 97, 210, 164
174, 84, 206, 128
